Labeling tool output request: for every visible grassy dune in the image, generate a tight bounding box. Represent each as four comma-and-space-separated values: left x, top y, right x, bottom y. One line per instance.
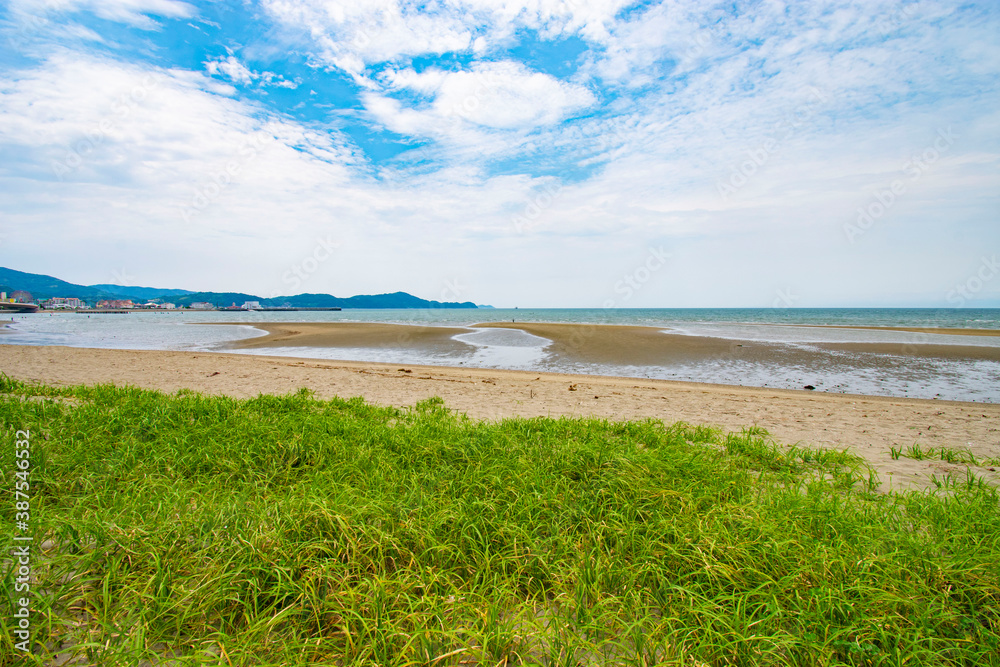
1, 377, 998, 666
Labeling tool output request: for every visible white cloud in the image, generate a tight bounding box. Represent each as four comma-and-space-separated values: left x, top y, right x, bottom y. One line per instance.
263, 72, 300, 89
83, 0, 194, 27
0, 51, 560, 299
260, 0, 637, 82
204, 56, 302, 89
205, 56, 255, 86
6, 0, 195, 30
435, 61, 594, 128
370, 60, 594, 136
263, 0, 474, 84
0, 53, 361, 228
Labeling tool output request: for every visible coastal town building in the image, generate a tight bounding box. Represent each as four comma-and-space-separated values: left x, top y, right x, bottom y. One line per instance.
96, 299, 135, 309
43, 297, 84, 309
189, 302, 215, 310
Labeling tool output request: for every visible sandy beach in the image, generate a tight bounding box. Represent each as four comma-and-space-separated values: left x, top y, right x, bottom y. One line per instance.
2, 343, 997, 492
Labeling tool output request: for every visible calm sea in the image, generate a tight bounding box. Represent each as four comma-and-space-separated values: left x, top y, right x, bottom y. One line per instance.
4, 308, 999, 402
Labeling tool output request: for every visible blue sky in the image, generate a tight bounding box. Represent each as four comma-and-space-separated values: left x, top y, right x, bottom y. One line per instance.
0, 0, 998, 307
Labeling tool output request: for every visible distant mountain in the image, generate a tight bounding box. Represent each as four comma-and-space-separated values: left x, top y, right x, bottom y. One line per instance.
90, 284, 194, 300
0, 266, 113, 300
278, 291, 479, 309
0, 267, 483, 309
172, 292, 263, 308
173, 291, 479, 309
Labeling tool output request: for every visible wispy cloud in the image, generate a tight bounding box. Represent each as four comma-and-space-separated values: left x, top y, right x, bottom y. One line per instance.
204, 55, 255, 85
204, 55, 300, 89
6, 0, 196, 30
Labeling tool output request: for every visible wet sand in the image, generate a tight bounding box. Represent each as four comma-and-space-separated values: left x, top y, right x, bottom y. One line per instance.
472, 322, 1000, 362
1, 344, 997, 492
820, 341, 1000, 360
230, 320, 1000, 364
474, 321, 748, 365
230, 320, 744, 364
811, 325, 1000, 337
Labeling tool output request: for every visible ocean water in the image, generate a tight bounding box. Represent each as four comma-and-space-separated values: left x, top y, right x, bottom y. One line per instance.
3, 308, 999, 402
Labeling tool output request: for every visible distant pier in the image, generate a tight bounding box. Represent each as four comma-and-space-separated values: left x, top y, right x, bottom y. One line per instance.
81, 309, 137, 314
260, 307, 342, 311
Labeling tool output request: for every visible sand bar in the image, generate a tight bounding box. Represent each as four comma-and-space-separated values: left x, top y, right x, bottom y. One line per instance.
228, 320, 1000, 365
230, 321, 745, 364
2, 344, 997, 492
225, 321, 474, 355
474, 321, 745, 364
472, 322, 1000, 362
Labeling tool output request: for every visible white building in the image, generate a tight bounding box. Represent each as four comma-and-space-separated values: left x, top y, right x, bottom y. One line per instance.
241, 301, 262, 310
47, 297, 84, 309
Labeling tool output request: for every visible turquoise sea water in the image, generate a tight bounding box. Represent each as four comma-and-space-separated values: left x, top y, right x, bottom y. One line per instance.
3, 308, 999, 402
328, 307, 1000, 330
7, 306, 996, 330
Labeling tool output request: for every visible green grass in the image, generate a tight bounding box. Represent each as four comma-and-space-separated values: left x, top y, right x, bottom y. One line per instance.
890, 442, 1000, 468
1, 376, 998, 666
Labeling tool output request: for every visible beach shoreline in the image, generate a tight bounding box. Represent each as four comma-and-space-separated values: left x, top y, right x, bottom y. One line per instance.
2, 344, 997, 491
